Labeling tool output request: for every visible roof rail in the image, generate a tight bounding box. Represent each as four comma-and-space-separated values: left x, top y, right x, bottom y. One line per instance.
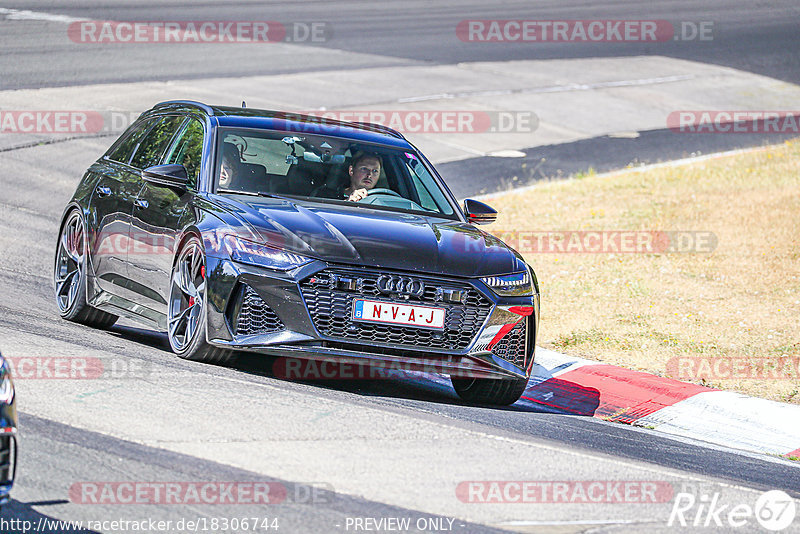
154, 100, 215, 115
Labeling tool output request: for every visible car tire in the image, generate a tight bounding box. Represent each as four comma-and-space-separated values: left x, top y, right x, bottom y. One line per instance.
168, 235, 236, 365
450, 376, 529, 406
54, 210, 118, 328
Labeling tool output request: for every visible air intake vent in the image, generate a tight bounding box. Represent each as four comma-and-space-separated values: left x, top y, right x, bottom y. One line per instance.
232, 285, 285, 336
491, 319, 528, 368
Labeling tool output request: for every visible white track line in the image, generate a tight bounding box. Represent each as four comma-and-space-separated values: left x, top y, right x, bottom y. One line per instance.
0, 7, 86, 24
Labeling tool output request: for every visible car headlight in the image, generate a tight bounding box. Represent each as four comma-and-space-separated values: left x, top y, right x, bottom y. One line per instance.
481, 271, 533, 297
223, 235, 313, 271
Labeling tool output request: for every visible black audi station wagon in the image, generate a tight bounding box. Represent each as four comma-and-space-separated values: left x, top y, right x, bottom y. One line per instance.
54, 101, 540, 405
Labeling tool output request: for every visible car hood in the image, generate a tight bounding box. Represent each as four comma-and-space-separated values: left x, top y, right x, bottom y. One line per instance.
221, 195, 526, 277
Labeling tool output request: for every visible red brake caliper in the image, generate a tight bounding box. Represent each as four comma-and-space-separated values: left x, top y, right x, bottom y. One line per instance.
189, 265, 205, 307
189, 265, 206, 308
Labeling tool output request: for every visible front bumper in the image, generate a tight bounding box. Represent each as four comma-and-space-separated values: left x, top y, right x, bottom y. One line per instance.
204, 257, 540, 380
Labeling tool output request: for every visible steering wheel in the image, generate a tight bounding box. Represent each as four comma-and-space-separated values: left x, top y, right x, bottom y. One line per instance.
364, 188, 404, 199
359, 187, 427, 212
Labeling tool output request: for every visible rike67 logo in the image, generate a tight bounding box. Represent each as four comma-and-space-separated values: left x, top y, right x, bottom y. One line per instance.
669, 489, 796, 531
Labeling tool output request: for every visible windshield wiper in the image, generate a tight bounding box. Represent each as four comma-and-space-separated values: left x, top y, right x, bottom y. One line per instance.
216, 189, 294, 200
217, 188, 259, 196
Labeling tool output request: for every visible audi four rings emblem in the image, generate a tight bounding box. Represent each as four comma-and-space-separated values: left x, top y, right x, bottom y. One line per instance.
376, 274, 425, 297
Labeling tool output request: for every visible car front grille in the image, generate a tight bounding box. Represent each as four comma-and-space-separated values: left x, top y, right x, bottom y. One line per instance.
234, 285, 285, 336
299, 268, 493, 352
491, 319, 528, 368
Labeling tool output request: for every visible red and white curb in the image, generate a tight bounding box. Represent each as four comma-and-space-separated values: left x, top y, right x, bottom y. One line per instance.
524, 348, 800, 458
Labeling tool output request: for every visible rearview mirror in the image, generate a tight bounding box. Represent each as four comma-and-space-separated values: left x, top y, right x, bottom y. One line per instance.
464, 199, 497, 225
303, 152, 346, 164
142, 164, 189, 190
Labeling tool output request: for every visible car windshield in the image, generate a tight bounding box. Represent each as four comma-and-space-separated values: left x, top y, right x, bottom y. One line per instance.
214, 128, 456, 217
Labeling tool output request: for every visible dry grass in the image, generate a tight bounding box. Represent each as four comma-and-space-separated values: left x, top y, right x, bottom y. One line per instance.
483, 140, 800, 403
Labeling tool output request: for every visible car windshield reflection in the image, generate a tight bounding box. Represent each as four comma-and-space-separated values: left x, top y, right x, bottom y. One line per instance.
214, 129, 456, 217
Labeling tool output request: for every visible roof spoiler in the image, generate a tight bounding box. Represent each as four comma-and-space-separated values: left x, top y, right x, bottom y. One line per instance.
154, 100, 215, 116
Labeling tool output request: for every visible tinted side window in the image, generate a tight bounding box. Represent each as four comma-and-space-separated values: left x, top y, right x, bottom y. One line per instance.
130, 115, 185, 170
164, 118, 204, 189
105, 117, 156, 164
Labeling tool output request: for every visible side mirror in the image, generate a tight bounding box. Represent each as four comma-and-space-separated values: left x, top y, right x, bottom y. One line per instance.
142, 164, 189, 190
464, 199, 497, 225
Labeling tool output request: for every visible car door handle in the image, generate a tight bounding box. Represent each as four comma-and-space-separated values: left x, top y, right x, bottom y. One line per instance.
134, 199, 149, 209
95, 185, 112, 197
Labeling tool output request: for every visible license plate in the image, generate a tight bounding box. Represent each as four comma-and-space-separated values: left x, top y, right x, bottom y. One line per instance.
352, 299, 445, 329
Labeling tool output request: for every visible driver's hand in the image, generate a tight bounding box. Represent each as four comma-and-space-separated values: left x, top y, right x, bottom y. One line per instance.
347, 188, 368, 202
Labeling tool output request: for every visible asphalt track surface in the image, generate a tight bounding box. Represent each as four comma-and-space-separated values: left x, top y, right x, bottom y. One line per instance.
1, 0, 799, 88
1, 2, 800, 532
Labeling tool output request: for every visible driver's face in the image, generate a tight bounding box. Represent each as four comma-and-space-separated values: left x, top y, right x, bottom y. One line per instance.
349, 158, 380, 190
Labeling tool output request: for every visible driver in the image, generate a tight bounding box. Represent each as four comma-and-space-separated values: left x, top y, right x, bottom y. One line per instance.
342, 152, 382, 201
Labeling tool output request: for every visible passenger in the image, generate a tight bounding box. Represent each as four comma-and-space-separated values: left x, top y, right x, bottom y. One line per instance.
218, 142, 241, 189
